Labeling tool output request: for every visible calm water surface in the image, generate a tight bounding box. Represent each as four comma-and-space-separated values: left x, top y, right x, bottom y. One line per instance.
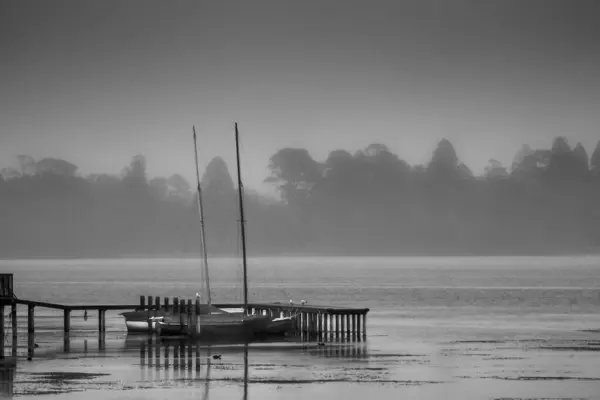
1, 256, 600, 399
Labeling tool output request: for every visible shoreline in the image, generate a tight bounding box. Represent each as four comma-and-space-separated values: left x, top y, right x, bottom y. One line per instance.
2, 251, 600, 261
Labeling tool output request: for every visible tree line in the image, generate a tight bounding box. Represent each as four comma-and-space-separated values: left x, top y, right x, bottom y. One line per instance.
1, 137, 599, 258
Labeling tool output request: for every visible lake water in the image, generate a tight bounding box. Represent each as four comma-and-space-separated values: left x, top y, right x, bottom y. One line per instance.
1, 256, 600, 399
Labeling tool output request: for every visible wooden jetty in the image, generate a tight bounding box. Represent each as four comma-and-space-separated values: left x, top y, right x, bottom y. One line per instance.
1, 274, 369, 344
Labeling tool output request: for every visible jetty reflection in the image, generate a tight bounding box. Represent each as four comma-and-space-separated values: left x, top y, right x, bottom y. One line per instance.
131, 332, 368, 396
0, 366, 15, 398
128, 332, 369, 366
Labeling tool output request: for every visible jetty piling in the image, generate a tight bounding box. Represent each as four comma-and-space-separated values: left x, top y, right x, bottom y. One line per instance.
27, 305, 34, 333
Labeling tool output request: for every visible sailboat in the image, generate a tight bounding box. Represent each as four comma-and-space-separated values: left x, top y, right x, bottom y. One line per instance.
156, 123, 271, 338
228, 122, 294, 336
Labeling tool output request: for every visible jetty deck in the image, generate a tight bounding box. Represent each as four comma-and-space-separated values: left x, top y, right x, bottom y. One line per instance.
0, 274, 369, 353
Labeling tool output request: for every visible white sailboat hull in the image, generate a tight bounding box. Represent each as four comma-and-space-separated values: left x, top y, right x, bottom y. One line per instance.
124, 317, 163, 333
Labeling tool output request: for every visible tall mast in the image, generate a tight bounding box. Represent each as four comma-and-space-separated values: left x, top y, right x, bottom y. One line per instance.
234, 122, 249, 314
193, 126, 211, 306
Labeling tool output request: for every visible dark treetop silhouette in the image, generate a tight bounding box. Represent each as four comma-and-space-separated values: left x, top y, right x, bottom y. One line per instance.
1, 137, 600, 258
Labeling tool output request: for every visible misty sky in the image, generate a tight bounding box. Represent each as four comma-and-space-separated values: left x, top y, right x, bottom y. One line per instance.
1, 0, 599, 193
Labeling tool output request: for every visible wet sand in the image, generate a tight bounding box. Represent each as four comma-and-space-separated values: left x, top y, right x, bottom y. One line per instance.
2, 311, 600, 400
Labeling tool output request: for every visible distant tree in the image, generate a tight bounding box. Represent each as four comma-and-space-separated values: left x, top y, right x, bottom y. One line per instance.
551, 136, 571, 154
429, 139, 458, 169
546, 137, 588, 182
265, 148, 321, 205
167, 174, 191, 199
484, 159, 508, 179
122, 155, 147, 186
17, 154, 36, 176
201, 157, 235, 197
0, 167, 21, 180
35, 158, 78, 176
511, 149, 550, 181
573, 142, 590, 171
311, 149, 355, 199
426, 139, 462, 181
511, 144, 533, 173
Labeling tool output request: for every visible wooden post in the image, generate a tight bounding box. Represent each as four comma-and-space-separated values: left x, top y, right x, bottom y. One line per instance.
323, 313, 328, 337
140, 340, 146, 366
187, 340, 193, 371
148, 337, 153, 367
98, 332, 106, 351
164, 343, 170, 368
64, 309, 71, 332
362, 313, 367, 336
0, 306, 4, 358
293, 312, 299, 333
302, 312, 307, 334
335, 314, 340, 336
155, 296, 161, 311
27, 331, 34, 359
346, 314, 351, 335
179, 300, 186, 327
164, 297, 170, 312
140, 295, 145, 309
187, 299, 192, 333
147, 296, 154, 313
340, 314, 345, 338
155, 337, 160, 369
11, 303, 17, 339
11, 333, 16, 358
356, 313, 361, 336
195, 342, 200, 370
352, 314, 356, 336
173, 297, 179, 314
173, 343, 179, 370
317, 313, 322, 335
179, 341, 185, 368
28, 305, 35, 333
98, 309, 106, 332
195, 298, 201, 335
